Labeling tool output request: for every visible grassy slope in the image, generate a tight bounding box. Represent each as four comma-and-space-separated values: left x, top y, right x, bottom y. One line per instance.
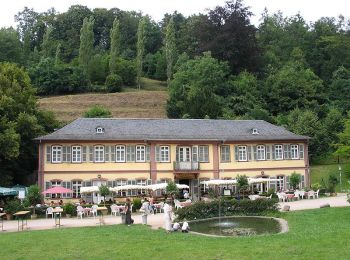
310, 163, 350, 191
0, 207, 350, 259
38, 78, 168, 122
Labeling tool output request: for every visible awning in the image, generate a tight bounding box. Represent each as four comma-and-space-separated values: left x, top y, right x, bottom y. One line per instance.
146, 183, 190, 191
110, 185, 147, 192
42, 186, 73, 194
248, 178, 281, 184
201, 179, 237, 186
0, 187, 18, 196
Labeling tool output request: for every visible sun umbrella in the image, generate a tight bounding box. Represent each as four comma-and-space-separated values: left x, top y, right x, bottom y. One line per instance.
0, 187, 18, 196
42, 186, 73, 194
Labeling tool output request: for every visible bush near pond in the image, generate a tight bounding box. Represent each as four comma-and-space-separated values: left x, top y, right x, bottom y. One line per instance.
175, 199, 279, 221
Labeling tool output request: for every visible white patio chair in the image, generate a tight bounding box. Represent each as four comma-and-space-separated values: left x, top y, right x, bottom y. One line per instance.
46, 207, 54, 218
267, 194, 273, 199
299, 190, 305, 199
277, 192, 286, 202
294, 190, 300, 200
111, 204, 119, 216
91, 205, 98, 218
314, 189, 320, 199
174, 199, 183, 209
76, 206, 84, 219
308, 190, 315, 199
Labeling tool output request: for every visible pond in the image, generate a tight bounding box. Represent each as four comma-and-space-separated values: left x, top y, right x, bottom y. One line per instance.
189, 216, 282, 237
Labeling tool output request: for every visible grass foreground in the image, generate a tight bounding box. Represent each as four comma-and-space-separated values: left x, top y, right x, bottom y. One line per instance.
1, 207, 349, 259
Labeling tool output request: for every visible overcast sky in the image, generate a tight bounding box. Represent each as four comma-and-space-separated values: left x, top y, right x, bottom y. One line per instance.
0, 0, 349, 28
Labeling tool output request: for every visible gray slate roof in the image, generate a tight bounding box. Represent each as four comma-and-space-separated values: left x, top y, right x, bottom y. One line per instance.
36, 118, 309, 142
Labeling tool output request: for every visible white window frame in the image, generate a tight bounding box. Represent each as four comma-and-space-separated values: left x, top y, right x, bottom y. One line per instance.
116, 145, 126, 162
220, 145, 231, 162
238, 146, 247, 161
291, 144, 299, 159
72, 180, 82, 198
160, 146, 170, 162
198, 145, 209, 162
136, 145, 146, 162
51, 180, 61, 198
274, 145, 283, 160
71, 146, 82, 163
136, 179, 147, 186
94, 145, 105, 162
256, 145, 266, 161
52, 146, 62, 163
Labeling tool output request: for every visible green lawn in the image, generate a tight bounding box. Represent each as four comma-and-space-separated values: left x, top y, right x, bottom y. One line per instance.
310, 163, 350, 192
1, 207, 350, 259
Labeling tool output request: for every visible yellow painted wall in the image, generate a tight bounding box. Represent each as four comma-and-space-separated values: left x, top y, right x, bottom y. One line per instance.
219, 169, 305, 179
44, 173, 150, 182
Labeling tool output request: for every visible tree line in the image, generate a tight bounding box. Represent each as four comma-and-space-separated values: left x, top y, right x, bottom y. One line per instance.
1, 0, 350, 186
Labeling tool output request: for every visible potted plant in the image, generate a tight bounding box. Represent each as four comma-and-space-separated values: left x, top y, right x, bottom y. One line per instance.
99, 185, 111, 206
23, 185, 43, 219
289, 172, 301, 190
165, 181, 179, 202
63, 202, 75, 218
5, 199, 24, 220
328, 174, 339, 196
237, 175, 249, 198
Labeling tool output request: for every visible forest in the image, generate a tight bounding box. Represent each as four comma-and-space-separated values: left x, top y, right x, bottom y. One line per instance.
1, 0, 350, 185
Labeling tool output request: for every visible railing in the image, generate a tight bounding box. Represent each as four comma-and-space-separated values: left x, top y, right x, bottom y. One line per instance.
173, 161, 200, 171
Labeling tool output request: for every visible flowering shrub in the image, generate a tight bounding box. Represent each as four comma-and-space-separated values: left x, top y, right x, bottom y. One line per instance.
175, 198, 279, 221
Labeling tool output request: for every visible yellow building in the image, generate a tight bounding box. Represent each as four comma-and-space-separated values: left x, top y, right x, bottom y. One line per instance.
36, 118, 309, 202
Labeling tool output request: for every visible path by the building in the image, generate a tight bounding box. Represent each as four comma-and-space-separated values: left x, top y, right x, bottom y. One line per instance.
0, 195, 348, 233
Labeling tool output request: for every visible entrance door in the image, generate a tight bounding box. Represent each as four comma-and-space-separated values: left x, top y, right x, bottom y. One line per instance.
92, 180, 106, 204
179, 147, 191, 162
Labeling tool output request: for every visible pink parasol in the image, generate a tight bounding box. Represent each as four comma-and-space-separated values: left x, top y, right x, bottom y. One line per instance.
42, 186, 73, 194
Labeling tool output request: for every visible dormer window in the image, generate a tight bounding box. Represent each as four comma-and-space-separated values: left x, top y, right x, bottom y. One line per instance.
96, 127, 104, 134
252, 128, 259, 135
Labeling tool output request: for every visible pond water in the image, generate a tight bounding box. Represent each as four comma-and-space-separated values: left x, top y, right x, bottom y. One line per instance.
189, 217, 281, 237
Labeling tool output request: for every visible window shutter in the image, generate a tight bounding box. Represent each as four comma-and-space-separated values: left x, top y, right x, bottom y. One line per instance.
66, 146, 71, 162
62, 146, 67, 162
272, 145, 276, 160
285, 176, 290, 190
147, 179, 152, 185
234, 146, 239, 161
107, 181, 113, 187
89, 146, 93, 162
82, 146, 87, 162
299, 144, 304, 159
45, 181, 51, 198
192, 146, 198, 162
283, 145, 289, 160
253, 146, 257, 161
155, 145, 160, 162
247, 146, 252, 161
67, 181, 72, 198
204, 146, 209, 162
105, 146, 110, 162
146, 145, 150, 162
46, 145, 51, 163
176, 146, 180, 162
110, 145, 116, 162
266, 145, 271, 160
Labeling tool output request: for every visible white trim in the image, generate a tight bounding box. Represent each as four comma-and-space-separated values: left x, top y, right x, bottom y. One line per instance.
51, 146, 62, 163
94, 145, 105, 162
71, 146, 82, 163
116, 145, 126, 162
256, 145, 265, 161
238, 146, 247, 161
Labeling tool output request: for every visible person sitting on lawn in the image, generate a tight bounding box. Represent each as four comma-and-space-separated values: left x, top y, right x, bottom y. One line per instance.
182, 221, 190, 233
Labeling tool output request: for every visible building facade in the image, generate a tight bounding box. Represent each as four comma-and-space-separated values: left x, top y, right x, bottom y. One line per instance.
36, 118, 309, 202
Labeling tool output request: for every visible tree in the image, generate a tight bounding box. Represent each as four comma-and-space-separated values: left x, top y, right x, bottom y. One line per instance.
0, 28, 22, 64
236, 174, 249, 197
79, 16, 94, 77
165, 181, 179, 199
84, 105, 112, 118
289, 172, 301, 189
136, 17, 147, 89
0, 62, 58, 185
41, 26, 53, 58
105, 74, 123, 92
330, 66, 350, 113
109, 18, 121, 74
23, 185, 42, 216
165, 17, 177, 85
167, 52, 229, 118
335, 112, 350, 157
99, 185, 110, 206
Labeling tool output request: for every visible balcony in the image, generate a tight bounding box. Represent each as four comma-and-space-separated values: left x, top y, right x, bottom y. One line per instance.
173, 161, 200, 171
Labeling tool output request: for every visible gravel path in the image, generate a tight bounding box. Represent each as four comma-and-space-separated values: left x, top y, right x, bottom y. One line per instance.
1, 195, 348, 233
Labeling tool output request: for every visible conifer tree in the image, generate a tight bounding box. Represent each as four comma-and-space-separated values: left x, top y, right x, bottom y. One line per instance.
165, 17, 177, 86
41, 26, 52, 57
79, 16, 94, 76
109, 18, 120, 75
136, 17, 146, 89
54, 43, 61, 67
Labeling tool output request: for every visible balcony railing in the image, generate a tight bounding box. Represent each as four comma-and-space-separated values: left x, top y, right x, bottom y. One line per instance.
173, 161, 200, 171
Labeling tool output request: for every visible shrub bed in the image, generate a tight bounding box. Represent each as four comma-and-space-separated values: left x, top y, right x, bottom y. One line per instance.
175, 198, 279, 221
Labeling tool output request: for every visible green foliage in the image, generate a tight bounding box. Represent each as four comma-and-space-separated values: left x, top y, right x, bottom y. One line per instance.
165, 181, 179, 196
328, 174, 339, 193
115, 58, 137, 86
84, 105, 112, 118
99, 185, 110, 205
24, 185, 42, 206
236, 175, 249, 188
88, 54, 109, 85
289, 172, 302, 189
165, 17, 177, 85
132, 198, 142, 211
175, 199, 279, 221
79, 16, 94, 76
109, 18, 121, 75
167, 52, 228, 118
311, 183, 323, 191
0, 28, 22, 64
63, 202, 76, 216
5, 199, 24, 214
105, 74, 123, 92
335, 112, 350, 157
136, 17, 147, 89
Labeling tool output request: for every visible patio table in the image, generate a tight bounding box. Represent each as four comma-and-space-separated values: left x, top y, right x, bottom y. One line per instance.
0, 213, 6, 231
13, 211, 30, 231
286, 194, 295, 201
52, 208, 63, 228
83, 207, 92, 216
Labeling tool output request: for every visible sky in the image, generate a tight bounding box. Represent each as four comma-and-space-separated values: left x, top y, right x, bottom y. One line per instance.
0, 0, 349, 28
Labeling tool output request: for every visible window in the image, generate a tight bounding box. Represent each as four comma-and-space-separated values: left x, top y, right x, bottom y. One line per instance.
52, 146, 62, 163
94, 146, 104, 162
71, 146, 81, 163
198, 145, 209, 162
291, 145, 299, 159
160, 146, 170, 162
252, 128, 259, 135
136, 179, 147, 186
274, 145, 283, 160
72, 181, 82, 198
220, 145, 231, 162
116, 179, 127, 196
136, 145, 145, 162
51, 180, 61, 198
96, 127, 104, 134
276, 176, 285, 192
256, 145, 265, 160
238, 146, 247, 161
116, 145, 125, 162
